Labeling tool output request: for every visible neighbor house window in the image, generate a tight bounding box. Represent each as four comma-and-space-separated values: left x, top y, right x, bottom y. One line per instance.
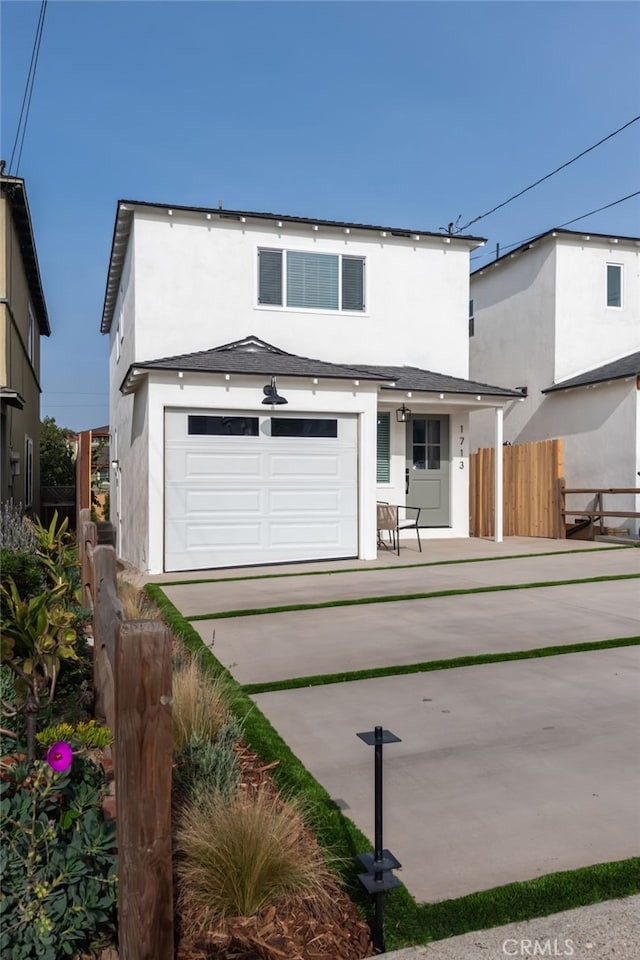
27, 305, 34, 362
258, 249, 365, 311
607, 264, 622, 307
468, 298, 475, 337
376, 412, 390, 483
24, 435, 33, 508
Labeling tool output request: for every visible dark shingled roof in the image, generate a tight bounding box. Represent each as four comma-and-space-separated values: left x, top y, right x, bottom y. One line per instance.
542, 352, 640, 393
121, 335, 521, 399
354, 364, 522, 398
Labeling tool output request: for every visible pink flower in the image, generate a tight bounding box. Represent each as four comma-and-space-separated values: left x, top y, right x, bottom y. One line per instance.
45, 741, 73, 773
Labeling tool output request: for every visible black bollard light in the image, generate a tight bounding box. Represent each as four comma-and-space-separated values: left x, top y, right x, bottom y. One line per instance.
356, 725, 402, 953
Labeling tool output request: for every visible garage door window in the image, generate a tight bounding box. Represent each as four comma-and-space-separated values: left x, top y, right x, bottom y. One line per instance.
188, 415, 259, 436
271, 418, 338, 438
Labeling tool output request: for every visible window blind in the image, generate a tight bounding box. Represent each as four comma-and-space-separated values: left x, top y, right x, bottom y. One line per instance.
342, 257, 365, 311
258, 249, 283, 305
287, 251, 339, 310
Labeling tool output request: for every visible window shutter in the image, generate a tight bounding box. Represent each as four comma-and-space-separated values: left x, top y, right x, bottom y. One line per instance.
287, 252, 339, 310
342, 257, 365, 311
376, 412, 390, 483
258, 249, 283, 305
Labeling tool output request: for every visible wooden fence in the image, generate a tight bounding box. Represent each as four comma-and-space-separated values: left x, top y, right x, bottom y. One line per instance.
79, 509, 174, 960
557, 482, 640, 539
470, 439, 564, 538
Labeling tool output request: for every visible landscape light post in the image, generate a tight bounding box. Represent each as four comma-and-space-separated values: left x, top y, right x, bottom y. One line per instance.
356, 725, 402, 953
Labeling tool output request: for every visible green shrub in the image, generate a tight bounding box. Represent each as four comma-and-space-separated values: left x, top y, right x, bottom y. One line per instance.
0, 755, 117, 959
174, 717, 241, 802
0, 549, 45, 599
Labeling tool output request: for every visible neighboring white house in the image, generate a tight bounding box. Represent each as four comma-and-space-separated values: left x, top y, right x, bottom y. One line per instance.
101, 201, 520, 573
469, 228, 640, 533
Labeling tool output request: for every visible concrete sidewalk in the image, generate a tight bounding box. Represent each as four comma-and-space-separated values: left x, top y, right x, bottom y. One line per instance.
380, 895, 640, 959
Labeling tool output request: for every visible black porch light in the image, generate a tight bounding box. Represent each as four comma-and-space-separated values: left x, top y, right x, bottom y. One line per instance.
396, 403, 411, 423
262, 376, 288, 405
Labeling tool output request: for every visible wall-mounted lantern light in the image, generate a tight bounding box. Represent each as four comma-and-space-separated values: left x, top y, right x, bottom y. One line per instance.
262, 376, 288, 406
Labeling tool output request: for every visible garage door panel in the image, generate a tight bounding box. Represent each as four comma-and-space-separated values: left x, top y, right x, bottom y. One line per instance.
186, 522, 263, 549
186, 453, 262, 479
165, 410, 358, 571
165, 450, 263, 482
268, 487, 347, 513
183, 489, 263, 513
268, 522, 343, 547
269, 453, 353, 479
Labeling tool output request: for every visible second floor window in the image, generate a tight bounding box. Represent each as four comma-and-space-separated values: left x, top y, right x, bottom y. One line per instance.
27, 305, 35, 362
258, 249, 365, 312
607, 264, 622, 308
468, 298, 475, 337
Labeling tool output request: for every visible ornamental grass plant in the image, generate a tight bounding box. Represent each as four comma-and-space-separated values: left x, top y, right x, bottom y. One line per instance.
172, 655, 234, 751
176, 786, 334, 921
116, 574, 161, 621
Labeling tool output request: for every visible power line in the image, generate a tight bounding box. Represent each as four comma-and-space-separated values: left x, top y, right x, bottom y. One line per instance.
458, 115, 640, 233
470, 189, 640, 264
8, 0, 48, 175
556, 190, 640, 229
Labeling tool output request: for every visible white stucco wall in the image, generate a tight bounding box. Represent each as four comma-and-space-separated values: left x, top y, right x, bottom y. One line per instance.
554, 240, 640, 382
469, 242, 556, 450
142, 373, 380, 574
469, 234, 639, 534
552, 380, 638, 534
130, 209, 473, 378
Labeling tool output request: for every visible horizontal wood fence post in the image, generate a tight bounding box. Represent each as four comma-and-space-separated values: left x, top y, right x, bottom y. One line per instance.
116, 620, 173, 960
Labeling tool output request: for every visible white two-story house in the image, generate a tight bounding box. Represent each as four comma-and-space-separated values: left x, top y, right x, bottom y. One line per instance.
470, 228, 640, 533
101, 201, 519, 573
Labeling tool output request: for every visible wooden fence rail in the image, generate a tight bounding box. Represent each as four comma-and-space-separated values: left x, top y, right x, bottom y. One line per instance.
78, 509, 173, 960
470, 439, 564, 538
557, 481, 640, 539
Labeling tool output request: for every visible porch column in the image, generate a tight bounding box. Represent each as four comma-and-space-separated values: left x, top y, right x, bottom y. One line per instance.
494, 406, 503, 543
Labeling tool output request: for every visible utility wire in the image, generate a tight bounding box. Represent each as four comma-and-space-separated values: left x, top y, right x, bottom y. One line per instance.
458, 115, 640, 233
470, 189, 640, 263
8, 0, 48, 175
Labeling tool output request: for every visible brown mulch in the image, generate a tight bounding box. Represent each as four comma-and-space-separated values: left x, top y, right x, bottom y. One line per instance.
175, 741, 374, 960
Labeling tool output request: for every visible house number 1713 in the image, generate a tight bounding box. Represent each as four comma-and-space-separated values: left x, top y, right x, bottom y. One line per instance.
459, 425, 465, 468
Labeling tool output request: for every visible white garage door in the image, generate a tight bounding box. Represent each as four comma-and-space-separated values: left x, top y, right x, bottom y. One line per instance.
164, 409, 358, 571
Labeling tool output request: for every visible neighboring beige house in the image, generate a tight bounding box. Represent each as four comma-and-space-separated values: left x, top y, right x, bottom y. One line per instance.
1, 167, 51, 513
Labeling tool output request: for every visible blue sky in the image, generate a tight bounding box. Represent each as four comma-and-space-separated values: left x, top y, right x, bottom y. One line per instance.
1, 0, 639, 432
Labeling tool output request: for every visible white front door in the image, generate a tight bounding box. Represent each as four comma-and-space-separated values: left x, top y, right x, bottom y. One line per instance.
164, 409, 358, 571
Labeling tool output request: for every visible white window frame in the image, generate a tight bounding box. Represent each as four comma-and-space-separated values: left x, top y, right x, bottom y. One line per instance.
606, 263, 623, 309
256, 247, 367, 315
24, 435, 33, 508
27, 305, 35, 362
468, 298, 475, 338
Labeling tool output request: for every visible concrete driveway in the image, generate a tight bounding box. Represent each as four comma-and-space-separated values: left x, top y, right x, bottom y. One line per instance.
157, 540, 640, 903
